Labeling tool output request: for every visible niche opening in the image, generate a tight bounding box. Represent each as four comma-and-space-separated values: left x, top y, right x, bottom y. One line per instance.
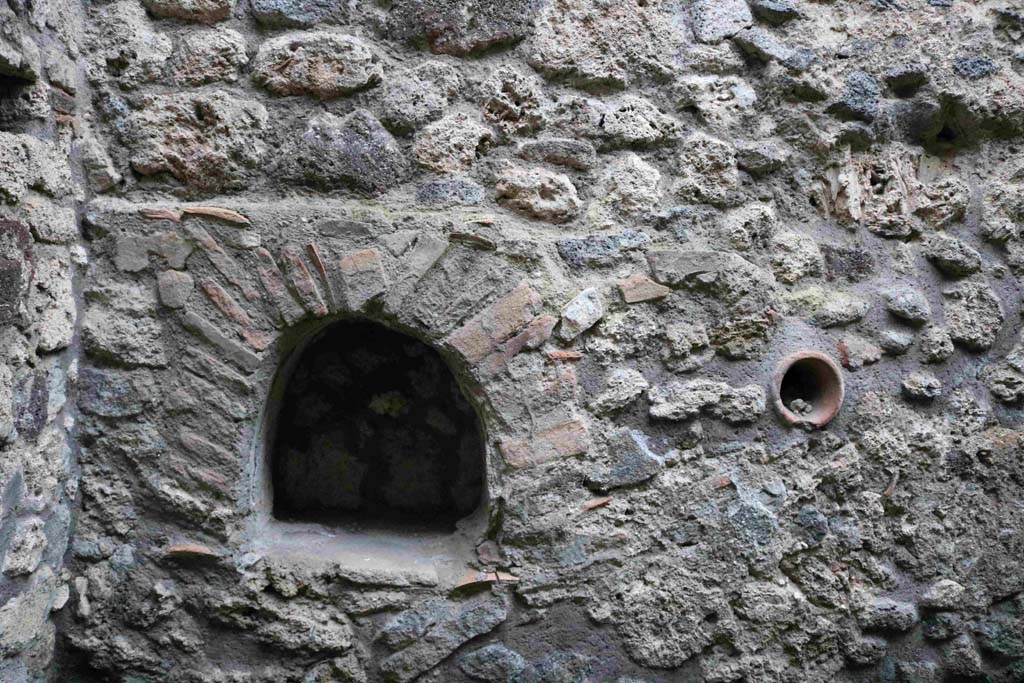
772, 351, 844, 428
268, 319, 485, 531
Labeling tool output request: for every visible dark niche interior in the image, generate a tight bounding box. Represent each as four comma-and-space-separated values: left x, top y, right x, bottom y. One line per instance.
270, 320, 485, 530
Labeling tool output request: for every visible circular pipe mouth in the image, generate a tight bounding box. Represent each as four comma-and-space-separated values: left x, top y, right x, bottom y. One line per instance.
772, 351, 845, 428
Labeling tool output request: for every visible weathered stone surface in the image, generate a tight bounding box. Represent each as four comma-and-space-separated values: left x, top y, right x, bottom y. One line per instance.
735, 140, 788, 177
920, 579, 965, 609
589, 153, 662, 228
586, 428, 664, 491
733, 27, 794, 64
114, 231, 192, 272
252, 33, 382, 99
690, 0, 752, 44
528, 0, 678, 90
597, 96, 682, 150
827, 71, 881, 123
88, 0, 171, 88
82, 284, 168, 367
27, 247, 75, 352
169, 28, 247, 86
285, 110, 409, 195
413, 112, 493, 173
379, 595, 509, 683
901, 371, 942, 401
943, 281, 1004, 351
769, 231, 823, 284
79, 367, 156, 418
883, 286, 931, 324
673, 133, 739, 206
749, 0, 800, 25
838, 334, 881, 371
0, 217, 31, 325
649, 379, 765, 424
557, 231, 651, 268
0, 133, 75, 203
2, 518, 47, 576
250, 0, 348, 27
589, 368, 649, 415
142, 0, 234, 23
920, 325, 955, 363
557, 287, 605, 341
380, 62, 460, 133
516, 138, 597, 171
415, 178, 484, 207
156, 270, 194, 309
663, 322, 714, 373
495, 164, 580, 223
0, 567, 57, 658
459, 643, 526, 682
81, 131, 122, 193
922, 233, 982, 277
0, 5, 40, 82
126, 91, 268, 194
981, 342, 1024, 404
784, 288, 870, 328
388, 0, 538, 56
481, 65, 547, 138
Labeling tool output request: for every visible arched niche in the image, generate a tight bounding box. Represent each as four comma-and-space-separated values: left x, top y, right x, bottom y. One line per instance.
249, 317, 497, 585
265, 318, 487, 531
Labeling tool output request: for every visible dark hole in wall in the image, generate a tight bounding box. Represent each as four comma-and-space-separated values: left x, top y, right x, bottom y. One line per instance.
0, 73, 34, 132
270, 319, 485, 530
780, 360, 824, 410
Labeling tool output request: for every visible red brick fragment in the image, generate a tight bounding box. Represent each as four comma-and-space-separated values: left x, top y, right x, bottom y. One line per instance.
499, 418, 590, 468
447, 281, 542, 365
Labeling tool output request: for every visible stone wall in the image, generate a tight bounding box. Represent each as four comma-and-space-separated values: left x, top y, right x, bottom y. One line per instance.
0, 0, 86, 681
5, 0, 1024, 681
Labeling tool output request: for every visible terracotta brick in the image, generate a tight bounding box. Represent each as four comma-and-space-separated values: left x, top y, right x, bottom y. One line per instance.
182, 223, 260, 301
254, 247, 305, 326
199, 279, 272, 350
384, 235, 448, 313
447, 281, 542, 364
339, 248, 388, 310
499, 418, 590, 468
306, 243, 338, 311
180, 310, 261, 372
618, 273, 670, 303
280, 245, 328, 318
479, 314, 557, 376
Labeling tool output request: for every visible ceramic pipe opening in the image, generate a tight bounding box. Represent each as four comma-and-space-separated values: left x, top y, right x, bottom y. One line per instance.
772, 351, 845, 428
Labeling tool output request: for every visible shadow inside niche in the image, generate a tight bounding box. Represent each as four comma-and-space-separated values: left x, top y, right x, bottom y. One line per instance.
269, 319, 485, 532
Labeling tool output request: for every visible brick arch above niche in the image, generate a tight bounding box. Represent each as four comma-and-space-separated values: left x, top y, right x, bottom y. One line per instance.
79, 197, 596, 583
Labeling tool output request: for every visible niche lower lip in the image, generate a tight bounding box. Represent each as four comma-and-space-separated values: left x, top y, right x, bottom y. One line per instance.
772, 351, 845, 428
